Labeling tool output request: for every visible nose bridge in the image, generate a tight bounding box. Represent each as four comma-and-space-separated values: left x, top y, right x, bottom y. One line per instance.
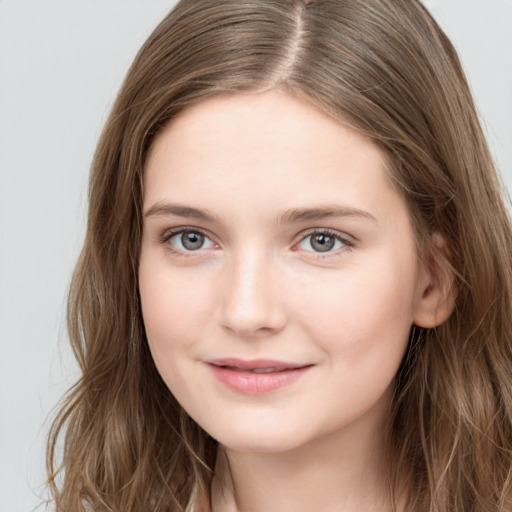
219, 244, 285, 336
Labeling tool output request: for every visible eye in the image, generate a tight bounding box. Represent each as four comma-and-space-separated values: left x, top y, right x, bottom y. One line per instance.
297, 231, 347, 253
166, 229, 215, 252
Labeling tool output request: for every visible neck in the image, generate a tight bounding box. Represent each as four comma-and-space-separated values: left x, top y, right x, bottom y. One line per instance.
211, 405, 401, 512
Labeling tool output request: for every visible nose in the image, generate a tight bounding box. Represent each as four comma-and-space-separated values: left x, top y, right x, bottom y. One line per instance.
218, 250, 287, 337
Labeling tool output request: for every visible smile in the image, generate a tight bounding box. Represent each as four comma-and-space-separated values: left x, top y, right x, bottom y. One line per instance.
206, 358, 313, 394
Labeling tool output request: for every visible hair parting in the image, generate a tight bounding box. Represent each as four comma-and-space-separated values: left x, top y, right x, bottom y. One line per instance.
47, 1, 512, 510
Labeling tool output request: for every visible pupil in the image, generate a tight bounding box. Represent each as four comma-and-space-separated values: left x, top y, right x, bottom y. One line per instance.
311, 234, 334, 252
182, 232, 204, 250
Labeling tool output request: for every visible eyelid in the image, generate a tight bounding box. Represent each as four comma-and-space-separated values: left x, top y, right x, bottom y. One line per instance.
298, 227, 355, 242
158, 226, 354, 257
293, 228, 355, 256
160, 225, 208, 242
160, 226, 218, 254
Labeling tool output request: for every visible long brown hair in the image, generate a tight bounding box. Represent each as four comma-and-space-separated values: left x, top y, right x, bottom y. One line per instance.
47, 1, 512, 510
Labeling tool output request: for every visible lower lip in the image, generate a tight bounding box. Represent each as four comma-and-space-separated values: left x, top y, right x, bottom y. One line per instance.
207, 364, 312, 395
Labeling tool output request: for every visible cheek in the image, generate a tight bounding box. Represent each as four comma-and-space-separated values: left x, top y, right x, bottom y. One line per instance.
138, 254, 215, 373
294, 255, 418, 363
139, 259, 223, 424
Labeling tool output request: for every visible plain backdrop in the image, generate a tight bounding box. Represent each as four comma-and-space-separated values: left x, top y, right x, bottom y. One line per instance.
1, 1, 511, 511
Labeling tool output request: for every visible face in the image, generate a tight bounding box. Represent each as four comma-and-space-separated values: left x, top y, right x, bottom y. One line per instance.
139, 90, 430, 453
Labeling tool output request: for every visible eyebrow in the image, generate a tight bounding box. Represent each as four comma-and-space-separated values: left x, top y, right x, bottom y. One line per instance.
278, 206, 377, 224
144, 202, 377, 225
144, 203, 219, 222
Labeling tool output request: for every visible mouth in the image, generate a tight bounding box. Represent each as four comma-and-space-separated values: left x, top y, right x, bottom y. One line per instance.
206, 358, 313, 394
230, 367, 291, 374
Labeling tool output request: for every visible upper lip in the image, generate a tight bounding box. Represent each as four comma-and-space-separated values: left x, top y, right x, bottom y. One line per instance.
206, 358, 311, 371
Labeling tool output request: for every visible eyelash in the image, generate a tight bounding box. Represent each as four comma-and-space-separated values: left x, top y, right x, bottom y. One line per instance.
297, 228, 354, 258
159, 227, 354, 258
160, 227, 215, 257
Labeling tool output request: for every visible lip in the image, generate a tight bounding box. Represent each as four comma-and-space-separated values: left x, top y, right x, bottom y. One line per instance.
206, 358, 313, 395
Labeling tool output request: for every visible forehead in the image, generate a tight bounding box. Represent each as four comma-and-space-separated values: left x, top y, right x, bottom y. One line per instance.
143, 90, 407, 229
150, 91, 379, 156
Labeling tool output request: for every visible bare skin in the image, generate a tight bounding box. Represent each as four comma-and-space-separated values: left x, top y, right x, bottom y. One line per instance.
139, 90, 453, 512
210, 391, 393, 512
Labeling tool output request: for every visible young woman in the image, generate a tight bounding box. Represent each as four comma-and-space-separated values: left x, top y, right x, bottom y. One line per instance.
47, 1, 512, 511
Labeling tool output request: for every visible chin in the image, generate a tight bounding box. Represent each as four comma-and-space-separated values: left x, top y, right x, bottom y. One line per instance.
199, 415, 311, 454
218, 433, 305, 454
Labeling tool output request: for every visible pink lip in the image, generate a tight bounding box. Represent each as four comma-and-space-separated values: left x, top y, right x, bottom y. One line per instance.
206, 358, 313, 395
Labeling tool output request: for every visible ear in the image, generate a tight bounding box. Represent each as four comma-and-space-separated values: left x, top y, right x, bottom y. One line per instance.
413, 232, 456, 328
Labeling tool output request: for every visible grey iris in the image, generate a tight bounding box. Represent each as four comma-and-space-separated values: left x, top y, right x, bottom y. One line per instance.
182, 232, 204, 250
311, 234, 335, 252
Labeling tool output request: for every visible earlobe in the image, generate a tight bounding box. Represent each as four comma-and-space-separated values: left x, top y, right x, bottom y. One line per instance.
413, 232, 456, 328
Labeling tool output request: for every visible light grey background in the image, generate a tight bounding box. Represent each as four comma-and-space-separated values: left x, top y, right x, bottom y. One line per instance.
1, 1, 511, 511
